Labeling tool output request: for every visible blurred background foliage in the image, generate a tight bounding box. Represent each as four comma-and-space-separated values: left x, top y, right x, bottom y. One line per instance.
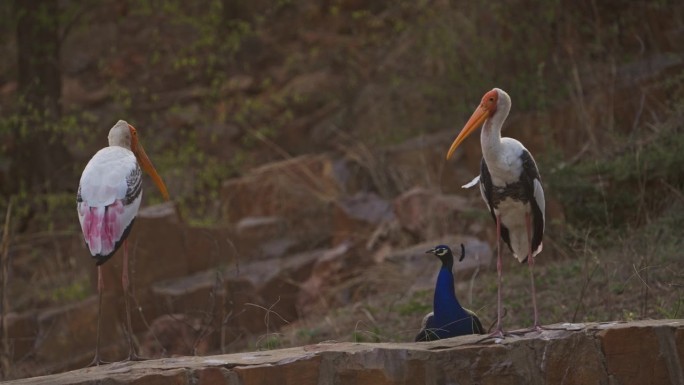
0, 0, 682, 236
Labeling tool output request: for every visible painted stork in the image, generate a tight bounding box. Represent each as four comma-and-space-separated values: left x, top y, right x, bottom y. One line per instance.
446, 88, 545, 337
415, 244, 484, 342
77, 120, 169, 364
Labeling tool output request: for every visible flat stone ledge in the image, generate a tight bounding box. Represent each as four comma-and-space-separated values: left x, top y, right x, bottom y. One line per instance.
6, 319, 683, 385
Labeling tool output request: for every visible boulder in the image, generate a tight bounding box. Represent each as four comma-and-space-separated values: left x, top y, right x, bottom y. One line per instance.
234, 216, 301, 261
182, 226, 237, 274
383, 130, 468, 194
221, 154, 342, 250
239, 249, 322, 326
150, 247, 328, 342
393, 187, 485, 242
235, 217, 286, 239
332, 192, 394, 245
140, 314, 211, 358
33, 294, 122, 366
296, 242, 355, 315
98, 202, 186, 294
221, 154, 340, 223
151, 270, 227, 326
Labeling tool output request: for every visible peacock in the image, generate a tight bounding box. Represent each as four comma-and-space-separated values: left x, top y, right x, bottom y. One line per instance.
415, 244, 484, 341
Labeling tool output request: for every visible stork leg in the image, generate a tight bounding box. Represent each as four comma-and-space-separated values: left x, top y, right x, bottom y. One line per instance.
122, 240, 142, 361
477, 214, 506, 343
492, 214, 504, 338
525, 212, 542, 331
88, 266, 106, 366
509, 212, 543, 335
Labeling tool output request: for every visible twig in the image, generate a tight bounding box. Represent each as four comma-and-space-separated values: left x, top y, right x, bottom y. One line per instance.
565, 142, 591, 167
1, 197, 14, 379
572, 233, 597, 323
132, 295, 167, 358
59, 1, 98, 45
631, 264, 653, 292
659, 179, 684, 203
221, 237, 241, 354
192, 270, 224, 355
245, 298, 289, 338
595, 165, 612, 227
569, 59, 598, 154
630, 91, 646, 137
572, 261, 599, 323
542, 235, 572, 260
467, 253, 480, 305
674, 298, 681, 319
220, 309, 234, 354
633, 263, 652, 318
352, 320, 382, 342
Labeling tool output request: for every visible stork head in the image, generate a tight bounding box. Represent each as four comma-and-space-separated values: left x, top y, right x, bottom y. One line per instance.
446, 88, 511, 160
108, 120, 133, 149
109, 120, 170, 201
426, 244, 465, 267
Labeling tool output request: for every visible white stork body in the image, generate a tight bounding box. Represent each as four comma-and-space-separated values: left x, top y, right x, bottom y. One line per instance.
481, 134, 545, 263
77, 120, 168, 364
447, 88, 545, 336
78, 146, 142, 262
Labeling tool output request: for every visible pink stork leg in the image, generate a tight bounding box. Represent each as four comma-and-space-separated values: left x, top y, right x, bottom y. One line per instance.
525, 212, 541, 331
492, 214, 504, 338
88, 266, 105, 366
122, 239, 141, 361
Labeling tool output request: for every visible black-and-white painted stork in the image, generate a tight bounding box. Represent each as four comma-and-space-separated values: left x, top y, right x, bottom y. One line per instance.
446, 88, 545, 337
77, 120, 169, 364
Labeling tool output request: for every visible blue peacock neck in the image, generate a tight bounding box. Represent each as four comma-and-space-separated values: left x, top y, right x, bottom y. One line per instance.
433, 265, 466, 323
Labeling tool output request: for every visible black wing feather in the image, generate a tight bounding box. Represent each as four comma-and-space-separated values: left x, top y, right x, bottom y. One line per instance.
480, 158, 513, 253
519, 150, 544, 255
123, 165, 142, 205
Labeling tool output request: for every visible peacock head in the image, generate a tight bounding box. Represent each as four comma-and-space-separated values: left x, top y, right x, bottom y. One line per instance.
425, 244, 465, 267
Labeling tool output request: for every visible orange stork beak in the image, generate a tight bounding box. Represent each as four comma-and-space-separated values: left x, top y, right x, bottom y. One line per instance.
446, 88, 501, 160
446, 104, 491, 160
129, 124, 170, 201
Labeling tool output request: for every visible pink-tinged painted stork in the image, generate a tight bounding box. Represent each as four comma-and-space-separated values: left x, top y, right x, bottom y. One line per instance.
77, 120, 169, 364
446, 88, 545, 337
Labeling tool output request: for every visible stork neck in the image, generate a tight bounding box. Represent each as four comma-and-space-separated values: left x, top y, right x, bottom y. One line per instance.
480, 110, 508, 160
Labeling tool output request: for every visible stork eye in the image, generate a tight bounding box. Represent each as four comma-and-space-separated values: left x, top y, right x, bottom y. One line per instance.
488, 97, 494, 102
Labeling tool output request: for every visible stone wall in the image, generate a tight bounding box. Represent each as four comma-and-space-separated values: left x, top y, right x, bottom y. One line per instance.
5, 319, 683, 385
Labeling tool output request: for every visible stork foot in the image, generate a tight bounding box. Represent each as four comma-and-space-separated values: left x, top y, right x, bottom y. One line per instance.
509, 324, 551, 335
475, 328, 510, 343
87, 354, 110, 367
126, 352, 147, 362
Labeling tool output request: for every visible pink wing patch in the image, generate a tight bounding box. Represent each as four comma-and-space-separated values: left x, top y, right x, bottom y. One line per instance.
79, 200, 126, 257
